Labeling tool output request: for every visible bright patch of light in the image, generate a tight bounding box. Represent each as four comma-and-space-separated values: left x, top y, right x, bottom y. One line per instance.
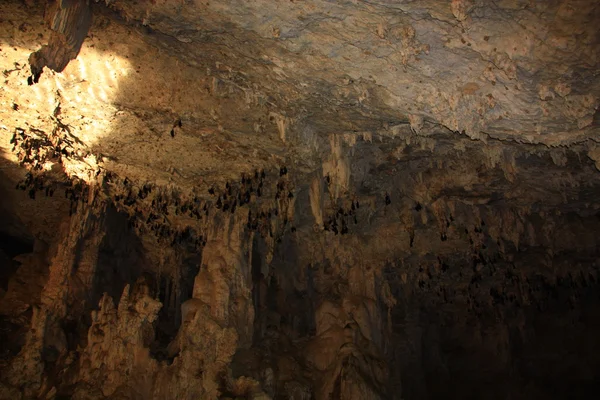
77, 57, 88, 80
0, 42, 132, 184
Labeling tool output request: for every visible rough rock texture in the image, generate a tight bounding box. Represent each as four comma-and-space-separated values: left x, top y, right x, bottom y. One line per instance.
1, 1, 600, 399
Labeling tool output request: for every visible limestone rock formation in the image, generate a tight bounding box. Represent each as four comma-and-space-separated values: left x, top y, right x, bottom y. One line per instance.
0, 0, 599, 399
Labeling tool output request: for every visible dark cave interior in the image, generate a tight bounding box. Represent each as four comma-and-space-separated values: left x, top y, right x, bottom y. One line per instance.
1, 0, 600, 399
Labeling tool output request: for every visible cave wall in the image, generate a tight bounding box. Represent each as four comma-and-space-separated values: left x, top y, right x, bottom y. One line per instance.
0, 1, 600, 399
1, 134, 600, 399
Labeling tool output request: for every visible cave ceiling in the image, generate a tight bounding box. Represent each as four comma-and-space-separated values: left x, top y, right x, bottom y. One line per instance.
0, 0, 598, 247
1, 1, 600, 399
0, 0, 597, 242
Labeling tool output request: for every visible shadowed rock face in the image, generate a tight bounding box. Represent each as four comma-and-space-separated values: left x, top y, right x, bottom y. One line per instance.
1, 1, 600, 399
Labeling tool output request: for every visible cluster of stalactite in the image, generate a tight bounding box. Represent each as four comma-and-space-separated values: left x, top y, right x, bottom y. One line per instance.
8, 118, 304, 254
102, 164, 298, 251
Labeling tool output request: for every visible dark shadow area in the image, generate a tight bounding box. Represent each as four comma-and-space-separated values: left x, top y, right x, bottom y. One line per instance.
251, 235, 265, 346
0, 232, 34, 260
0, 311, 30, 368
0, 232, 33, 291
151, 275, 176, 362
93, 205, 147, 308
0, 171, 35, 290
150, 236, 202, 364
390, 233, 600, 400
0, 168, 46, 369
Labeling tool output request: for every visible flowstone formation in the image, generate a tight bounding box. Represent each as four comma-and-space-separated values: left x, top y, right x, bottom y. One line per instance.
1, 1, 600, 399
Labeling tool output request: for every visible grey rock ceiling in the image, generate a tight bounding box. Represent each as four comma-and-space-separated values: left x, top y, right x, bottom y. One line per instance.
109, 0, 600, 143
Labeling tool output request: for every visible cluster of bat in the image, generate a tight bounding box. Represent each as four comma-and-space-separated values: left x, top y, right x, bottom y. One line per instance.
246, 207, 294, 242
321, 174, 400, 235
11, 125, 91, 210
14, 171, 54, 200
323, 199, 360, 235
105, 164, 297, 249
14, 170, 95, 216
10, 125, 77, 170
208, 168, 269, 213
104, 173, 208, 249
10, 122, 301, 247
65, 178, 93, 216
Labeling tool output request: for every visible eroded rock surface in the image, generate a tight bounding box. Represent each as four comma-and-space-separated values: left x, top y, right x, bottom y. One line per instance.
1, 1, 600, 399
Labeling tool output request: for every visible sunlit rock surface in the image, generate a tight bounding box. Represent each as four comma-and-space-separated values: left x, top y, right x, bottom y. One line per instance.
1, 1, 600, 399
